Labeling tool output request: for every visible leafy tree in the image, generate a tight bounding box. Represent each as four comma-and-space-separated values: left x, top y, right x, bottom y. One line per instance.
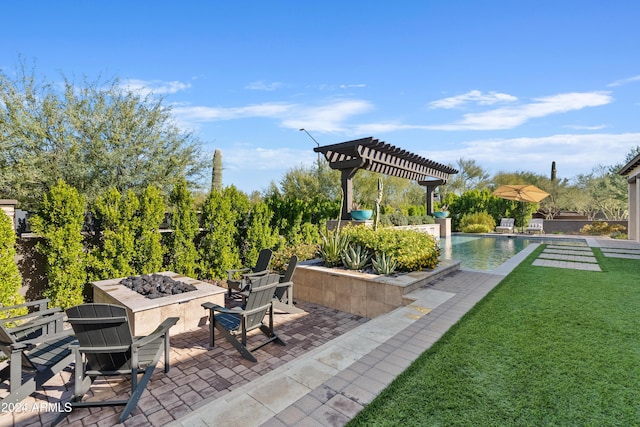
0, 213, 25, 317
576, 165, 628, 220
166, 179, 200, 277
0, 59, 207, 210
277, 160, 340, 202
29, 180, 86, 309
445, 158, 491, 196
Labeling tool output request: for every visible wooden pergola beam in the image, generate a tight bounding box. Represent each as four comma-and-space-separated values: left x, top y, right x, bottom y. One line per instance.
314, 137, 458, 219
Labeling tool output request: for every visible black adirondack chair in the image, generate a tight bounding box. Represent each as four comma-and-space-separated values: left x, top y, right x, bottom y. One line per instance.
202, 273, 285, 362
226, 248, 273, 298
0, 299, 76, 404
52, 304, 178, 425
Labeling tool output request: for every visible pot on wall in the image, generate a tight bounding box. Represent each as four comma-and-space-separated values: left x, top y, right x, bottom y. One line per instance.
433, 211, 449, 218
350, 209, 373, 220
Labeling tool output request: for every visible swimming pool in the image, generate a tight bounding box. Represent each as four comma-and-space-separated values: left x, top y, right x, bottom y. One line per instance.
439, 234, 587, 271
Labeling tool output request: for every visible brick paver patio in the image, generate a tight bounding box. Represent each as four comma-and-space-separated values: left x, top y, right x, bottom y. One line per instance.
0, 300, 367, 427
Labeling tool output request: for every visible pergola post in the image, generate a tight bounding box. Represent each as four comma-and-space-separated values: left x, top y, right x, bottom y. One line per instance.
341, 168, 358, 220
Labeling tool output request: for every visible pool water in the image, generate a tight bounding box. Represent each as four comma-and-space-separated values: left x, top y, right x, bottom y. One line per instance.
439, 234, 533, 271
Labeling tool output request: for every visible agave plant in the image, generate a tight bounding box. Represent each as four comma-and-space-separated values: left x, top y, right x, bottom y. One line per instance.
318, 228, 349, 267
341, 244, 371, 270
372, 251, 397, 275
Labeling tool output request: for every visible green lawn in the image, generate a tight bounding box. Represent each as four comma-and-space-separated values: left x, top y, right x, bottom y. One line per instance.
348, 245, 640, 426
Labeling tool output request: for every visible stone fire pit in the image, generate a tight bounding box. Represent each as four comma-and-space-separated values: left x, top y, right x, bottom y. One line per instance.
92, 271, 225, 336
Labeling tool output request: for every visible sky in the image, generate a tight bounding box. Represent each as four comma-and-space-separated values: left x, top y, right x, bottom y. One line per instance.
2, 1, 640, 194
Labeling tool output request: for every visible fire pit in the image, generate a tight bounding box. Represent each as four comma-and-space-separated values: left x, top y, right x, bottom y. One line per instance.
120, 273, 197, 299
92, 271, 225, 336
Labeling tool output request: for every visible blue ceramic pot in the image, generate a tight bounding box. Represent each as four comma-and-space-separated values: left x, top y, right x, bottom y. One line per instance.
350, 209, 373, 220
433, 211, 449, 218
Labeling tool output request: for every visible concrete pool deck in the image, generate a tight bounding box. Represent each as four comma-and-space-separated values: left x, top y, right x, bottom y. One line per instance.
4, 237, 639, 426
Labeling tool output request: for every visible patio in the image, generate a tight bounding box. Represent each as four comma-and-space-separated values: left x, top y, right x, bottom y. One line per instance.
3, 237, 639, 426
1, 299, 367, 426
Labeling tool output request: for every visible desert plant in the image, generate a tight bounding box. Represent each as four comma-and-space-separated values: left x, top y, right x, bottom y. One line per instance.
342, 244, 372, 270
372, 252, 397, 275
0, 213, 25, 318
318, 228, 349, 267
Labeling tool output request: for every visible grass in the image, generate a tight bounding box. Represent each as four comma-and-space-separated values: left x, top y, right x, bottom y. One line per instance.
348, 245, 640, 426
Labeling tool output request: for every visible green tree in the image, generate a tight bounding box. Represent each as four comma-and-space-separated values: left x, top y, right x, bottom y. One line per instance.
0, 213, 24, 317
90, 188, 139, 279
135, 185, 165, 274
29, 180, 86, 309
446, 158, 491, 196
0, 59, 207, 210
243, 201, 279, 266
167, 179, 200, 277
199, 189, 241, 279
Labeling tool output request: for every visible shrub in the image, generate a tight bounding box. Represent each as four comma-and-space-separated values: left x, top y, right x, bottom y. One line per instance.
89, 188, 139, 279
462, 224, 493, 233
381, 212, 408, 226
271, 243, 318, 272
459, 211, 496, 233
243, 201, 279, 268
166, 178, 200, 277
0, 213, 25, 318
30, 179, 87, 309
580, 221, 627, 236
199, 189, 242, 279
135, 185, 166, 274
342, 225, 440, 271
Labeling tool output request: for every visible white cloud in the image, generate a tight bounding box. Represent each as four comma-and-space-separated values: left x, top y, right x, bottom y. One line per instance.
172, 99, 373, 133
173, 103, 294, 122
563, 124, 608, 130
429, 90, 518, 109
425, 132, 640, 178
280, 99, 374, 132
121, 79, 191, 95
428, 92, 613, 131
339, 84, 366, 89
245, 81, 283, 91
607, 75, 640, 87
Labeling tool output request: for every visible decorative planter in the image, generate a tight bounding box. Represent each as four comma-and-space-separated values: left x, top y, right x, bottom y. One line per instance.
433, 211, 449, 218
350, 209, 373, 220
294, 259, 461, 318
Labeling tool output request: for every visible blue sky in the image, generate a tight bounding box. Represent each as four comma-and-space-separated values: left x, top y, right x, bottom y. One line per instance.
2, 1, 640, 194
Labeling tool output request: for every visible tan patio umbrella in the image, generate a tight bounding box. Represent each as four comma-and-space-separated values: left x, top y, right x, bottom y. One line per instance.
493, 185, 549, 231
492, 184, 549, 203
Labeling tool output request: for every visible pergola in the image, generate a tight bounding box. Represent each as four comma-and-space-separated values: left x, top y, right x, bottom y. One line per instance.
313, 137, 458, 220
